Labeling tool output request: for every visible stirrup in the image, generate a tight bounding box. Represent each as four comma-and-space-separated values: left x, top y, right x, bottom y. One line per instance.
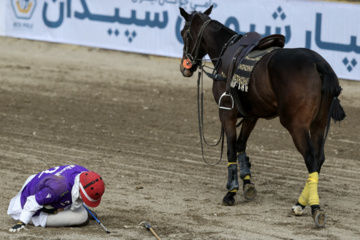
218, 92, 234, 110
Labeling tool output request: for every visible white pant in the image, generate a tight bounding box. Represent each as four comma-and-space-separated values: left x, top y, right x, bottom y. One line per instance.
45, 205, 89, 227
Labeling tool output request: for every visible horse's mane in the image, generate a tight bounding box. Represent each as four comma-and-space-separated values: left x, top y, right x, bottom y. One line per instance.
212, 20, 238, 36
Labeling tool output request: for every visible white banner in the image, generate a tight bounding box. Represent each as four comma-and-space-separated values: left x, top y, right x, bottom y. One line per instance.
3, 0, 360, 81
0, 1, 5, 36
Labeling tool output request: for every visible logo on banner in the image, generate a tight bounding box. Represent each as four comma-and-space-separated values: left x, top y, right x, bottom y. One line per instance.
272, 7, 286, 21
343, 57, 357, 72
11, 0, 37, 20
107, 28, 137, 43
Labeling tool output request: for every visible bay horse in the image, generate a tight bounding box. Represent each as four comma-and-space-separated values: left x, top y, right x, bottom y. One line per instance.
179, 6, 345, 228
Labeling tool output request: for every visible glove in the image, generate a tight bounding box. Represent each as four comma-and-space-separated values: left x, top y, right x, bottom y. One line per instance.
9, 222, 27, 233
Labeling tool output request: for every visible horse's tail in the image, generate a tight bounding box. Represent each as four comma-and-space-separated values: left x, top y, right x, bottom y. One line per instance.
316, 62, 346, 122
315, 61, 346, 162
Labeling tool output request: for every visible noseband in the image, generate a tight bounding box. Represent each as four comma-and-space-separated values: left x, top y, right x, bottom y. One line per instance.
182, 16, 213, 71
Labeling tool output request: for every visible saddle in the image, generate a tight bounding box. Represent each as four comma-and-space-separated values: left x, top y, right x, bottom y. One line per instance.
222, 33, 285, 91
220, 32, 285, 116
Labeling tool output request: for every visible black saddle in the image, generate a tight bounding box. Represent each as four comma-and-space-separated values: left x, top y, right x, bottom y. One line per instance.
219, 32, 285, 117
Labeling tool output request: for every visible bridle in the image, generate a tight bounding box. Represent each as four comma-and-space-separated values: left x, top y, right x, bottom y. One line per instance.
182, 15, 213, 73
181, 15, 239, 81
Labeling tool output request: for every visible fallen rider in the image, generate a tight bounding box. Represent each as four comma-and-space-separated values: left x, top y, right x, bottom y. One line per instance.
7, 165, 105, 232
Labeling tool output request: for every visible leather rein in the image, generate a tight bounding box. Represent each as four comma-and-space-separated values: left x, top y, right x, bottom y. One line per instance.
182, 16, 244, 165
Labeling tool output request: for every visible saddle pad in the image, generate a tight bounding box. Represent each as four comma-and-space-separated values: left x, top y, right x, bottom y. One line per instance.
230, 46, 280, 92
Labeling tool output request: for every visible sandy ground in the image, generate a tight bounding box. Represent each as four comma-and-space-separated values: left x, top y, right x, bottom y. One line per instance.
0, 36, 359, 240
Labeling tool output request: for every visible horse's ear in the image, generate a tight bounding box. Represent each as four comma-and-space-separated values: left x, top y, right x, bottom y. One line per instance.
203, 5, 213, 16
179, 7, 190, 21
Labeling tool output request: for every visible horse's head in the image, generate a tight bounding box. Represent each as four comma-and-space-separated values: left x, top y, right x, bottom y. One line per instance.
179, 6, 213, 77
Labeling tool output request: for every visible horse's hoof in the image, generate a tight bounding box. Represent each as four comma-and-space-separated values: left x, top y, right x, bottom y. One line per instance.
222, 192, 236, 206
243, 183, 257, 201
312, 209, 327, 228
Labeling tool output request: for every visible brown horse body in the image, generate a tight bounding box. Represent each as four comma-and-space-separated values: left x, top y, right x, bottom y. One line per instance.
179, 6, 345, 228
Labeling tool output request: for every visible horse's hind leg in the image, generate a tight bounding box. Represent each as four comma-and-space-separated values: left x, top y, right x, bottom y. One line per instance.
286, 125, 327, 227
310, 101, 330, 174
310, 122, 326, 173
307, 109, 329, 227
291, 99, 330, 227
236, 119, 258, 201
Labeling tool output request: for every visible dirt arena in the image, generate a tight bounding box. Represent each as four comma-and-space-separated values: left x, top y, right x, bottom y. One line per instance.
0, 36, 359, 240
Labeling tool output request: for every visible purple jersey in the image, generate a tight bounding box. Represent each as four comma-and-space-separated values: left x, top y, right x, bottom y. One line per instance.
20, 165, 88, 216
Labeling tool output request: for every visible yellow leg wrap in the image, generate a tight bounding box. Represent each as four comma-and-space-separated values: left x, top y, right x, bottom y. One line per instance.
298, 172, 320, 206
298, 181, 310, 206
308, 172, 319, 206
244, 175, 250, 180
227, 162, 237, 167
228, 189, 238, 193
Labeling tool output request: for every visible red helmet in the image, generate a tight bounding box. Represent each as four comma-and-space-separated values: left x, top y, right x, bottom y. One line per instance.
79, 171, 105, 207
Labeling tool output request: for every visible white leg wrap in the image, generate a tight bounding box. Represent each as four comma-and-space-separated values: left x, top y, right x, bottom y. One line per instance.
292, 205, 304, 216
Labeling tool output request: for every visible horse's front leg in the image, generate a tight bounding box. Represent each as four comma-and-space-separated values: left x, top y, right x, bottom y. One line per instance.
237, 119, 258, 201
220, 109, 240, 206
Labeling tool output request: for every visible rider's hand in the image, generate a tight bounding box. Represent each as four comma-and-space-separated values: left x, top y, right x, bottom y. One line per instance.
9, 222, 27, 233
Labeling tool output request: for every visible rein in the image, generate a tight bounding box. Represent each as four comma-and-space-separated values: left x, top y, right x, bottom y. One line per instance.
197, 70, 224, 166
186, 15, 244, 165
197, 65, 244, 166
198, 33, 239, 82
192, 19, 213, 61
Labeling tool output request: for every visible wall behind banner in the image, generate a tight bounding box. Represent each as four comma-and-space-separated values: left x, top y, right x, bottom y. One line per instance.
2, 0, 360, 81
